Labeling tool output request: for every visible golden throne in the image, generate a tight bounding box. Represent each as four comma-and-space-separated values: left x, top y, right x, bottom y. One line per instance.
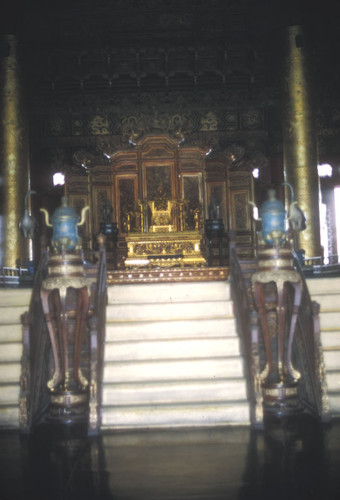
125, 193, 205, 268
148, 199, 174, 232
124, 157, 206, 268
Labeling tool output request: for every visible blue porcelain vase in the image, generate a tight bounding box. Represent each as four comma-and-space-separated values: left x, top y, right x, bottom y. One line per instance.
259, 189, 286, 245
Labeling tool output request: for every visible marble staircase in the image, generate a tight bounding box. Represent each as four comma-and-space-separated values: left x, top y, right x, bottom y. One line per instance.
307, 277, 340, 418
101, 280, 250, 429
1, 275, 339, 430
0, 289, 31, 428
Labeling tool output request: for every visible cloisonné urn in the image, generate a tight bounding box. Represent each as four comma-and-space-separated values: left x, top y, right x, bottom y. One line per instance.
259, 189, 286, 245
40, 196, 89, 253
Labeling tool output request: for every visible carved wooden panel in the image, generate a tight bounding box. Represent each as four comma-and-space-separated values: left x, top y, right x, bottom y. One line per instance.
139, 135, 177, 160
230, 190, 250, 231
116, 175, 138, 233
67, 175, 89, 194
181, 174, 203, 230
92, 186, 113, 236
143, 164, 174, 200
90, 173, 112, 184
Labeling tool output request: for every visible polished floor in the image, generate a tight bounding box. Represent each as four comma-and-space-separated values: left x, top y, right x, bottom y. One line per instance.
1, 416, 340, 500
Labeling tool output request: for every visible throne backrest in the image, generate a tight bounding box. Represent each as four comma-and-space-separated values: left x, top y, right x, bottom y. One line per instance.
148, 200, 173, 232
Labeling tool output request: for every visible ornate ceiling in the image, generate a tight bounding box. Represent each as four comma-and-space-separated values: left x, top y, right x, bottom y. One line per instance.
2, 0, 340, 184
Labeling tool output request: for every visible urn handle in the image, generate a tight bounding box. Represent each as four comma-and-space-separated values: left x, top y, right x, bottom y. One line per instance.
77, 206, 90, 227
40, 208, 53, 227
249, 201, 261, 221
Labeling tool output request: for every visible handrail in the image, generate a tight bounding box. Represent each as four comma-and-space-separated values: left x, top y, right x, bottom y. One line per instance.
0, 265, 32, 286
229, 232, 263, 428
303, 253, 339, 267
88, 237, 107, 434
19, 249, 50, 432
292, 251, 330, 421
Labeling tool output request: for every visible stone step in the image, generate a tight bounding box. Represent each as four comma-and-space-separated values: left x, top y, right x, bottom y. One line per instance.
0, 288, 31, 307
0, 324, 22, 343
323, 350, 340, 371
102, 279, 250, 429
0, 289, 29, 429
106, 300, 233, 322
307, 280, 340, 422
312, 294, 340, 311
103, 357, 245, 384
316, 295, 340, 312
0, 306, 28, 325
307, 279, 340, 332
0, 343, 22, 363
107, 281, 231, 305
325, 372, 340, 392
106, 317, 237, 341
328, 392, 340, 415
318, 312, 340, 330
104, 337, 241, 362
0, 405, 19, 428
307, 277, 340, 295
102, 379, 247, 406
0, 363, 21, 383
101, 401, 250, 428
0, 384, 20, 404
321, 330, 340, 348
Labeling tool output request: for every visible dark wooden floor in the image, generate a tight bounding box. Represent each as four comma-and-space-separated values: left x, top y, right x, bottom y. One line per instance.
1, 416, 340, 499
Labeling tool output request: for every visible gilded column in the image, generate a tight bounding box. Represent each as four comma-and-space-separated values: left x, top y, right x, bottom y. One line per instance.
281, 25, 321, 258
0, 35, 29, 267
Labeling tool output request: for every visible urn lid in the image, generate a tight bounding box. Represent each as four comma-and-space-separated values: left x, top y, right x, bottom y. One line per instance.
260, 189, 285, 215
51, 196, 80, 222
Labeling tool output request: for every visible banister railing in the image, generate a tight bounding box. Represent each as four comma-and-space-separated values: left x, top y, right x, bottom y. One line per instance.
292, 251, 330, 421
0, 265, 32, 286
19, 249, 50, 432
302, 254, 340, 278
88, 237, 107, 434
229, 233, 264, 428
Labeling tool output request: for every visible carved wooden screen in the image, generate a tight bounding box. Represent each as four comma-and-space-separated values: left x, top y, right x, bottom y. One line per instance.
92, 185, 112, 236
228, 169, 255, 253
144, 165, 172, 201
116, 176, 138, 232
66, 136, 259, 256
181, 174, 203, 230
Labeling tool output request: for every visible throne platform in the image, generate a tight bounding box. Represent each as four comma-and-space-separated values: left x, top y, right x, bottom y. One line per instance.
125, 230, 206, 268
